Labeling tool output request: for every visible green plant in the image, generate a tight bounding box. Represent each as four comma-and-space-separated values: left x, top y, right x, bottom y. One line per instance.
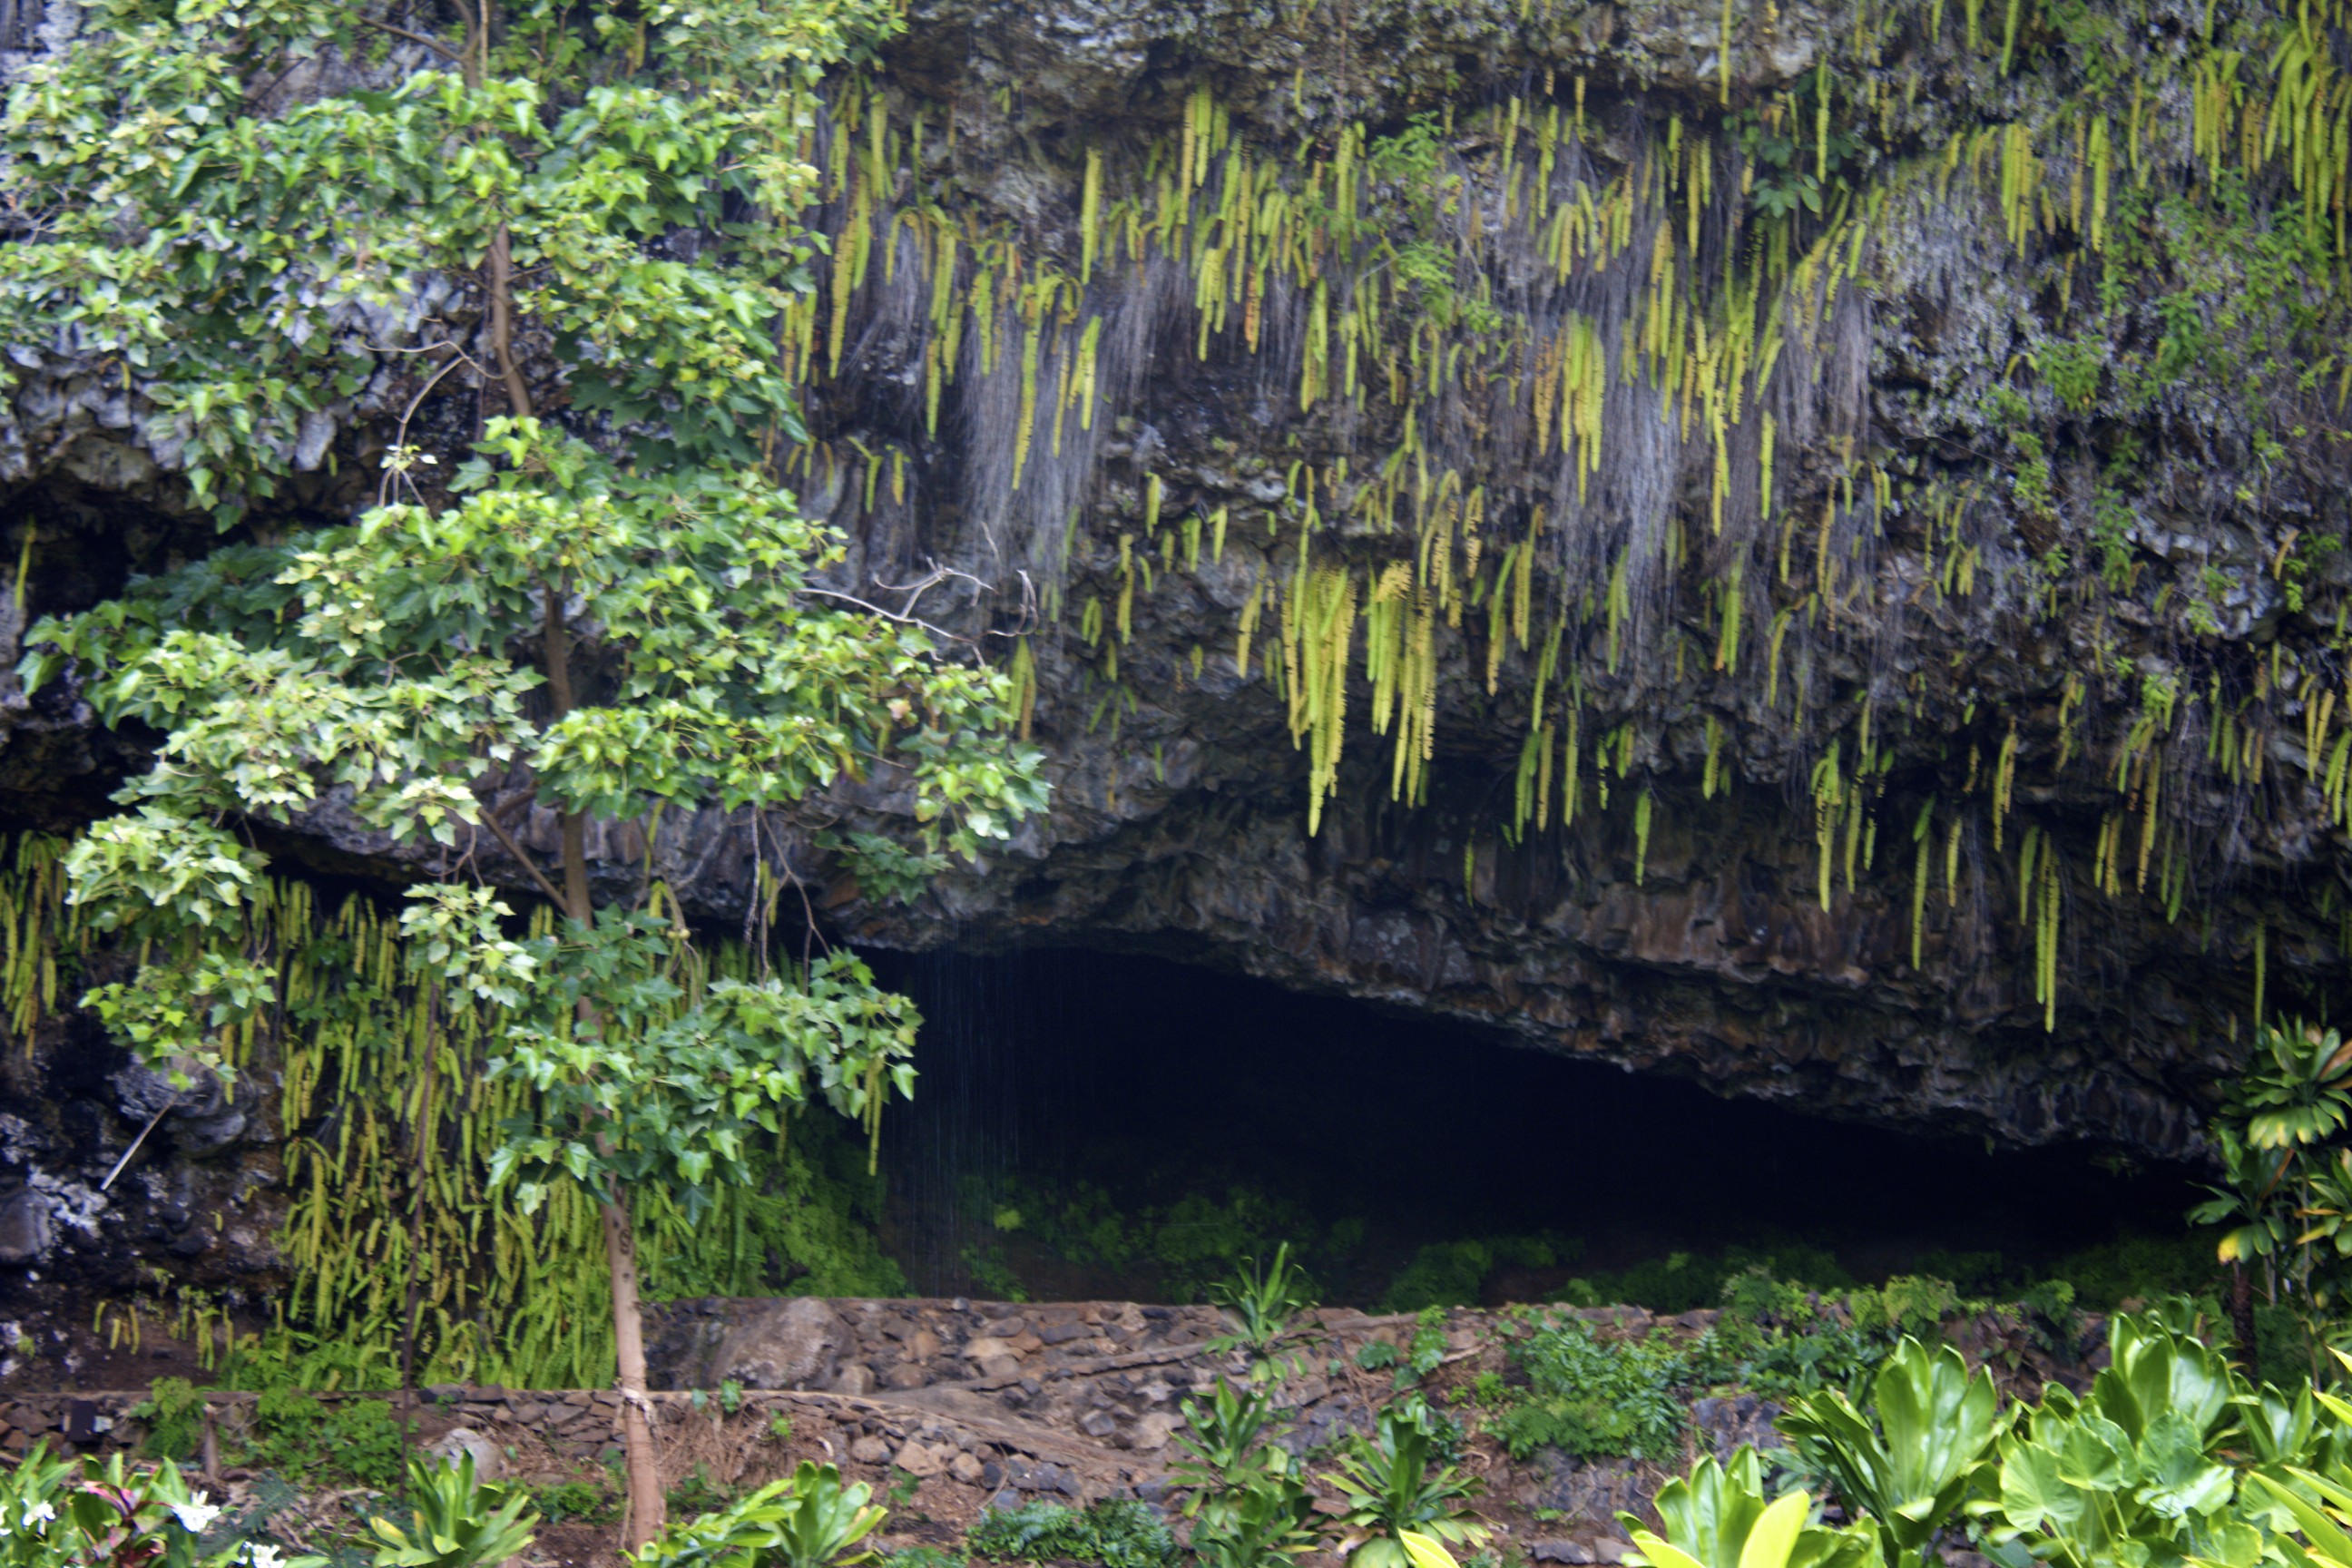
2192, 1018, 2352, 1374
880, 1550, 967, 1568
1401, 1309, 1449, 1387
1969, 1318, 2247, 1568
1622, 1450, 1880, 1568
525, 1478, 614, 1525
237, 1392, 407, 1490
1171, 1379, 1287, 1506
1778, 1340, 2004, 1568
667, 1466, 737, 1520
0, 1444, 254, 1567
1191, 1466, 1324, 1568
132, 1377, 208, 1463
634, 1462, 884, 1568
366, 1453, 538, 1568
1492, 1317, 1685, 1462
1323, 1404, 1490, 1568
1208, 1243, 1316, 1355
966, 1499, 1176, 1568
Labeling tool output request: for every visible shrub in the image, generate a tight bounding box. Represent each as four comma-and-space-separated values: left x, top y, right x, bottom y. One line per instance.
1492, 1318, 1686, 1462
241, 1391, 408, 1489
131, 1376, 208, 1461
967, 1498, 1177, 1568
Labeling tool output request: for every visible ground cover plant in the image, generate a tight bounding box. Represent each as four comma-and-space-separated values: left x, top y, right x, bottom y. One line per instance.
966, 1499, 1177, 1568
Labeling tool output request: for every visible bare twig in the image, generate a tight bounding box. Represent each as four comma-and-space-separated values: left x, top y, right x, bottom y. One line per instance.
796, 586, 970, 645
357, 15, 466, 64
102, 1097, 177, 1191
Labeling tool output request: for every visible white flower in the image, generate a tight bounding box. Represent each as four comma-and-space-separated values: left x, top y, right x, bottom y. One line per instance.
171, 1496, 222, 1532
247, 1544, 284, 1567
21, 1499, 54, 1526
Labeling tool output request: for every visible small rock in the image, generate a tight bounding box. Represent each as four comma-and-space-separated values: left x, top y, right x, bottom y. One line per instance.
848, 1436, 891, 1465
950, 1452, 985, 1485
1594, 1542, 1629, 1565
1532, 1544, 1594, 1565
883, 1363, 930, 1391
1078, 1410, 1120, 1439
429, 1428, 503, 1483
908, 1328, 943, 1361
0, 1192, 51, 1265
962, 1336, 1016, 1362
1039, 1323, 1092, 1346
832, 1363, 877, 1396
895, 1441, 947, 1477
980, 1355, 1022, 1380
1128, 1413, 1181, 1453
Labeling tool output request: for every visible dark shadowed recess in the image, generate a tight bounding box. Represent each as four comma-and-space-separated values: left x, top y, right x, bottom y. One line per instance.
866, 945, 2204, 1308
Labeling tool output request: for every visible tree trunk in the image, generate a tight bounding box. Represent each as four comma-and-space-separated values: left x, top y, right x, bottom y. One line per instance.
2230, 1259, 2259, 1381
546, 561, 663, 1544
603, 1192, 665, 1550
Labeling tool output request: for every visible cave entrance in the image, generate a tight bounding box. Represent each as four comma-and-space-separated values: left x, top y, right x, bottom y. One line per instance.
866, 947, 2205, 1310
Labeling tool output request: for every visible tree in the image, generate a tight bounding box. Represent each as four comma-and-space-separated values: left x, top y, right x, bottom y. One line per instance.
6, 0, 1046, 1549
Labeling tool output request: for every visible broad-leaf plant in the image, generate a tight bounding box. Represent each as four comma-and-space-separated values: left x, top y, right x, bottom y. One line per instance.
3, 0, 1046, 1548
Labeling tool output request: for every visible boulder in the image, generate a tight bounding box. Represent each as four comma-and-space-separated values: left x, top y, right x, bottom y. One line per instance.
712, 1298, 846, 1391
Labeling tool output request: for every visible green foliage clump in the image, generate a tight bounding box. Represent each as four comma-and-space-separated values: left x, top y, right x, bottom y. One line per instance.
995, 1179, 1322, 1301
527, 1476, 617, 1524
1565, 1244, 1853, 1316
642, 1113, 908, 1301
882, 1549, 970, 1568
131, 1376, 208, 1461
240, 1390, 407, 1489
1322, 1402, 1489, 1568
1379, 1236, 1570, 1311
1207, 1244, 1316, 1354
1492, 1316, 1687, 1463
966, 1499, 1177, 1568
0, 1445, 258, 1568
365, 1451, 539, 1568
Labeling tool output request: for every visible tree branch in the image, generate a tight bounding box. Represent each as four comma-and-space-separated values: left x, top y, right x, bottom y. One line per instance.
356, 16, 466, 64
795, 586, 970, 646
474, 807, 569, 910
486, 226, 534, 420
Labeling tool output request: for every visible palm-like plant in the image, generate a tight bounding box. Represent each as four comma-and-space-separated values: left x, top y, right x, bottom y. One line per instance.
1619, 1451, 1879, 1568
1190, 1464, 1324, 1568
767, 1463, 887, 1568
2238, 1020, 2352, 1151
1171, 1379, 1287, 1514
631, 1462, 884, 1568
1208, 1244, 1317, 1357
1323, 1406, 1490, 1568
366, 1453, 539, 1568
1777, 1340, 2004, 1568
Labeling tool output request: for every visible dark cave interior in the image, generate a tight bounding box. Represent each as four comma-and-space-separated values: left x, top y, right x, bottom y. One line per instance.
867, 946, 2206, 1308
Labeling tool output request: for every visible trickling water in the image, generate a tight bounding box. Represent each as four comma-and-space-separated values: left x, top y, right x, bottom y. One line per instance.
869, 945, 2203, 1308
872, 946, 1070, 1296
